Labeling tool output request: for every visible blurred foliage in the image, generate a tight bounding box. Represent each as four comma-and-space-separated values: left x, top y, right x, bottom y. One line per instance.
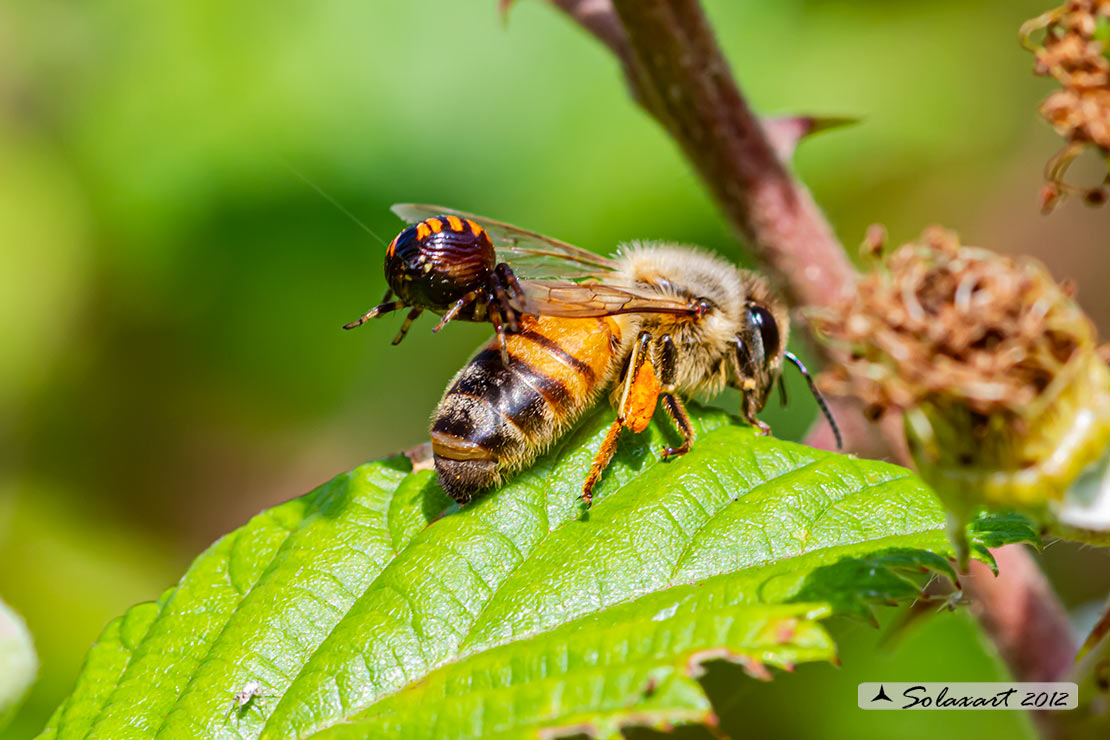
0, 0, 1105, 737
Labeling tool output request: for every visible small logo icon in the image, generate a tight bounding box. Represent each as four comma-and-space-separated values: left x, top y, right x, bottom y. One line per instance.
871, 685, 893, 703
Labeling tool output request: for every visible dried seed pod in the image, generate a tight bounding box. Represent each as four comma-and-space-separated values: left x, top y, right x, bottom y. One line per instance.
1022, 0, 1110, 210
812, 227, 1110, 560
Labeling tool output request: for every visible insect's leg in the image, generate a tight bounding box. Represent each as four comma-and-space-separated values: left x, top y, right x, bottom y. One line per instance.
580, 331, 654, 505
490, 264, 520, 334
660, 394, 693, 459
656, 335, 694, 460
580, 418, 622, 507
496, 261, 525, 321
615, 331, 654, 422
500, 262, 524, 299
739, 393, 772, 436
489, 303, 511, 365
432, 291, 480, 334
392, 307, 424, 345
746, 409, 772, 436
343, 291, 402, 330
732, 336, 772, 436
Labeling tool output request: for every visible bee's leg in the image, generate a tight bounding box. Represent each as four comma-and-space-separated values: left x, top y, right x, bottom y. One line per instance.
489, 303, 511, 366
660, 394, 694, 459
581, 331, 655, 505
432, 290, 481, 334
580, 418, 623, 507
490, 263, 521, 333
739, 383, 773, 437
731, 335, 773, 436
747, 410, 772, 436
656, 335, 694, 460
392, 307, 424, 345
343, 290, 403, 330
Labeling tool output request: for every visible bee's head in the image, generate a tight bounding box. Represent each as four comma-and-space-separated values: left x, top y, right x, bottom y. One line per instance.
731, 300, 788, 411
745, 302, 784, 368
733, 296, 841, 449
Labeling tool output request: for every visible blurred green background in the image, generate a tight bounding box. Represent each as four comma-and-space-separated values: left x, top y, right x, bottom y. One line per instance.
2, 0, 1109, 737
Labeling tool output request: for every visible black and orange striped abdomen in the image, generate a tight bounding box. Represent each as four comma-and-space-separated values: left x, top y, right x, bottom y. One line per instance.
385, 215, 495, 312
431, 314, 625, 502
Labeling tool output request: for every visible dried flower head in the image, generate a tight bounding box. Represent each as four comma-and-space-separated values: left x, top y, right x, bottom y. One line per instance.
812, 227, 1110, 526
1022, 0, 1110, 210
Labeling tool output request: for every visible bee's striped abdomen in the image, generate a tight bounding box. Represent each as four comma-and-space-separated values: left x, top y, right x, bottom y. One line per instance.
432, 315, 623, 503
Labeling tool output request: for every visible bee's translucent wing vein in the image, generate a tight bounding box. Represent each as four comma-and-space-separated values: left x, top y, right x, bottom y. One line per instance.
511, 280, 700, 318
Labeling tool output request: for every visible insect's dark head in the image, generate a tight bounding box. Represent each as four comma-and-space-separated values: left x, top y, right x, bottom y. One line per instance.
732, 301, 786, 410
385, 217, 496, 311
746, 302, 782, 362
735, 300, 842, 448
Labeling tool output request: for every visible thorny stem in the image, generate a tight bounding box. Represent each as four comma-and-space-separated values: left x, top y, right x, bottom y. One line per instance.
540, 0, 1077, 724
565, 0, 857, 312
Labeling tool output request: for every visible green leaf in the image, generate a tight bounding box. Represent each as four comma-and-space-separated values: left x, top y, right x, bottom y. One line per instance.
0, 596, 37, 732
39, 404, 1035, 740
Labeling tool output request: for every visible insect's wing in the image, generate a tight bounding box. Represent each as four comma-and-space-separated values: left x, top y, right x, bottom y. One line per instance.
510, 280, 701, 319
390, 205, 702, 319
391, 203, 618, 279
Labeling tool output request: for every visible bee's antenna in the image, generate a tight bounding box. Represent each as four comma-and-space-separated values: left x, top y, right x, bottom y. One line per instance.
784, 350, 842, 450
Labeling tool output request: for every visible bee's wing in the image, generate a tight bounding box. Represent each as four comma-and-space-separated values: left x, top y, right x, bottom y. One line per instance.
391, 203, 619, 279
510, 280, 701, 318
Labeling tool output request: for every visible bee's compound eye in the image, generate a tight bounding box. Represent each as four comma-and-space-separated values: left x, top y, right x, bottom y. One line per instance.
747, 303, 780, 358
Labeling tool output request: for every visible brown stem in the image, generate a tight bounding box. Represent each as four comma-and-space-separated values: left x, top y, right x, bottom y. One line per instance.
551, 0, 856, 313
963, 547, 1075, 684
963, 547, 1076, 740
537, 0, 1077, 730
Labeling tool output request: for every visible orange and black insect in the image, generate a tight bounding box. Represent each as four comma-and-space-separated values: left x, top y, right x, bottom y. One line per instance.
344, 206, 618, 362
364, 206, 843, 507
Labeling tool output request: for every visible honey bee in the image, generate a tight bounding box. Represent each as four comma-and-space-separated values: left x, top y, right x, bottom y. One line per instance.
380, 206, 842, 505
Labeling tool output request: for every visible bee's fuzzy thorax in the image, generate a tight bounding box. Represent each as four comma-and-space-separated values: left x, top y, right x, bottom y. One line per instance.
613, 242, 784, 397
